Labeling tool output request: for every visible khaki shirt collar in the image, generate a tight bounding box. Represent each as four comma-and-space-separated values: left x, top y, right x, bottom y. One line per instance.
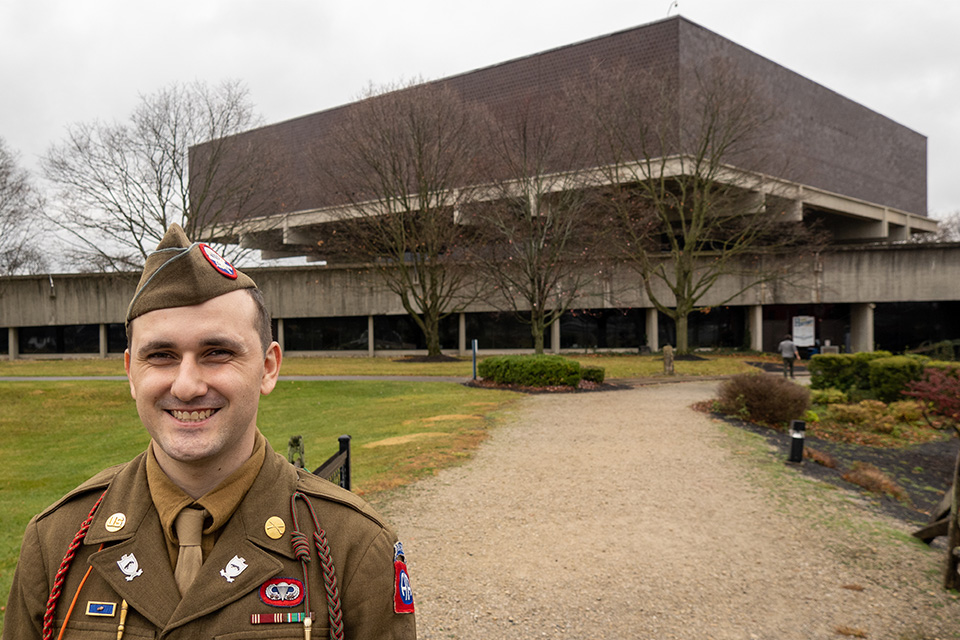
147, 431, 266, 559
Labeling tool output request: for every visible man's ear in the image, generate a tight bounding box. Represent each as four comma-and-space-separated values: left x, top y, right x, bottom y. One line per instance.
260, 342, 282, 395
124, 350, 137, 399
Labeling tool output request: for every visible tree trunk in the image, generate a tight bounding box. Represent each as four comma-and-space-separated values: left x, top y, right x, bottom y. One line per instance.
675, 313, 690, 354
532, 321, 545, 355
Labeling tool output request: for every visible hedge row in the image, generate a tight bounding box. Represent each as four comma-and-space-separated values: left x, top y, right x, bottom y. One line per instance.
808, 352, 959, 402
478, 355, 605, 387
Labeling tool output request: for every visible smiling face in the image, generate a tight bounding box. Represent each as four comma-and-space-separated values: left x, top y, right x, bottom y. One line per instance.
124, 289, 281, 489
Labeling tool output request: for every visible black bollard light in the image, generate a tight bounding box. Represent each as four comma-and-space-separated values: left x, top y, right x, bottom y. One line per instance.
788, 419, 806, 463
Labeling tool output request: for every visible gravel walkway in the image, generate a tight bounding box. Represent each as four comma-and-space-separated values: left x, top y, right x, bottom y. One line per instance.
383, 380, 960, 639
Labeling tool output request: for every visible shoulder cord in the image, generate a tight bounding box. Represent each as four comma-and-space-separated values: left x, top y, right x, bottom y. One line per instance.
43, 490, 107, 640
290, 491, 344, 640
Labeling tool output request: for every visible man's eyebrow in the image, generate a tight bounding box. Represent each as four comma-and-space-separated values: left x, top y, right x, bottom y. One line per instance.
200, 337, 246, 352
137, 340, 176, 356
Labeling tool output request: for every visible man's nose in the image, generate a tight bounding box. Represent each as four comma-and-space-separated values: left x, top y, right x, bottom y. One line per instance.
170, 357, 208, 400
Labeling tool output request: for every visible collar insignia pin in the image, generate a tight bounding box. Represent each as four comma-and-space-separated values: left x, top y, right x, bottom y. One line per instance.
105, 513, 126, 533
265, 516, 286, 539
220, 555, 248, 582
117, 553, 143, 581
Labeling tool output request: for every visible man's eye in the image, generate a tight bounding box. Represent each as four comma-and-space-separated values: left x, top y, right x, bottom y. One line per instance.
146, 352, 174, 361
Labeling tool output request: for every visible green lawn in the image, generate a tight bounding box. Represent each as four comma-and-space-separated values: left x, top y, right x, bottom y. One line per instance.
0, 378, 520, 631
0, 353, 762, 379
0, 351, 760, 630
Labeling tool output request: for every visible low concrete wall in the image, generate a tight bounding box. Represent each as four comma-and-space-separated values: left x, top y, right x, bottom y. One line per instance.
2, 243, 957, 328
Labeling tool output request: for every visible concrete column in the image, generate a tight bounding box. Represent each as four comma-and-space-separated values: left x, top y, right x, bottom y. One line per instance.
276, 318, 285, 352
850, 303, 875, 353
645, 308, 659, 352
99, 323, 108, 358
9, 327, 18, 361
748, 305, 763, 352
458, 312, 466, 356
551, 319, 561, 354
367, 316, 375, 356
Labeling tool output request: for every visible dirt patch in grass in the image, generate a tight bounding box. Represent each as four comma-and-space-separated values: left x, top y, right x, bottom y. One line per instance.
362, 432, 451, 448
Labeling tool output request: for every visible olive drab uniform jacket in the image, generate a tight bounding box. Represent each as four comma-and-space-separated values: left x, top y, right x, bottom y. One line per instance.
3, 447, 417, 639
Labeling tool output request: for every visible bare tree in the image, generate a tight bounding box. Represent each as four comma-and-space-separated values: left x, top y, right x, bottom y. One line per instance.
317, 80, 488, 357
0, 138, 47, 275
584, 60, 823, 353
42, 80, 280, 271
468, 103, 607, 353
911, 211, 960, 243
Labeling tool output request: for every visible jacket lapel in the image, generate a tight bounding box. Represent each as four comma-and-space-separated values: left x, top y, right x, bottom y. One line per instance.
88, 508, 180, 629
84, 443, 303, 633
165, 508, 284, 629
164, 448, 299, 630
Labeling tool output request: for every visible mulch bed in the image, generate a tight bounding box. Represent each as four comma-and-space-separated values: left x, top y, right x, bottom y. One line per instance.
715, 413, 958, 527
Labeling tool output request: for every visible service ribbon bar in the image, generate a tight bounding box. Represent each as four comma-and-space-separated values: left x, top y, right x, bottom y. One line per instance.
250, 612, 314, 625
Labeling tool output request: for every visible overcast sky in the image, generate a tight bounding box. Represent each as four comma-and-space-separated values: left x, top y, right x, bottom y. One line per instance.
2, 0, 957, 217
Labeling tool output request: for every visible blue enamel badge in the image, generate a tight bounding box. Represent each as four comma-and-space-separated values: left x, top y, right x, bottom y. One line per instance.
86, 601, 116, 617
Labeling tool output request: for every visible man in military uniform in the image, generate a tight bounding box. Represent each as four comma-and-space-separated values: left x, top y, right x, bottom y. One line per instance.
3, 225, 417, 639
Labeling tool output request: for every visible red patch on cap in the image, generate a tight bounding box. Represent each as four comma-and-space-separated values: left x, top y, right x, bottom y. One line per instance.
394, 561, 415, 614
199, 243, 238, 279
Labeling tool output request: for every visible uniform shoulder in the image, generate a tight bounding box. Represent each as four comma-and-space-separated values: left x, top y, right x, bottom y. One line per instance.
36, 461, 128, 521
294, 468, 389, 530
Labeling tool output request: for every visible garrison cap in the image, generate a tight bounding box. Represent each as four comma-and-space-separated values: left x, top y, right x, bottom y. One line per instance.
126, 224, 257, 324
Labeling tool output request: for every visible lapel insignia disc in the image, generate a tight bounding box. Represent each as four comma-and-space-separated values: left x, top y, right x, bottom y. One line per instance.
264, 516, 286, 539
85, 601, 117, 617
104, 513, 126, 532
220, 555, 248, 582
259, 578, 305, 607
117, 553, 143, 581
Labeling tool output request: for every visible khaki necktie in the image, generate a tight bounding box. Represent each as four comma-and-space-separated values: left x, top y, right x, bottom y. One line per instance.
174, 507, 207, 594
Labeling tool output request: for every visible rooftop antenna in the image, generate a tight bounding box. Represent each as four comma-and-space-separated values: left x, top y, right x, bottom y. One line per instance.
667, 1, 678, 15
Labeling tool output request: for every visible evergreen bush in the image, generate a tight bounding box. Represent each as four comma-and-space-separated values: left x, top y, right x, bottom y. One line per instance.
808, 354, 856, 390
867, 355, 927, 402
478, 354, 582, 387
581, 366, 606, 384
809, 387, 848, 405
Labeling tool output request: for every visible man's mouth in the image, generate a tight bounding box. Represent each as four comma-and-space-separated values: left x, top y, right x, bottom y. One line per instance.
170, 409, 217, 422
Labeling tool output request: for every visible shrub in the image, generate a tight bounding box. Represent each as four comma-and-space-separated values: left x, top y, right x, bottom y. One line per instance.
905, 366, 960, 421
716, 373, 810, 425
808, 354, 855, 391
810, 387, 848, 405
804, 447, 838, 468
841, 462, 912, 505
867, 355, 927, 402
886, 399, 925, 423
581, 366, 606, 384
850, 351, 893, 390
808, 351, 892, 391
826, 403, 872, 425
478, 354, 581, 387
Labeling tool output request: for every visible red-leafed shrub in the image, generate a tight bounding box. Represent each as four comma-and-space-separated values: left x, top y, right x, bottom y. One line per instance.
904, 367, 960, 421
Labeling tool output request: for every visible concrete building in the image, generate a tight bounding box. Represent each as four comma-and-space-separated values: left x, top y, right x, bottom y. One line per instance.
3, 17, 957, 360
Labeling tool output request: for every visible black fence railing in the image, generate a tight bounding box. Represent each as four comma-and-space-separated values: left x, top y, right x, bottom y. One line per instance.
287, 434, 352, 491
